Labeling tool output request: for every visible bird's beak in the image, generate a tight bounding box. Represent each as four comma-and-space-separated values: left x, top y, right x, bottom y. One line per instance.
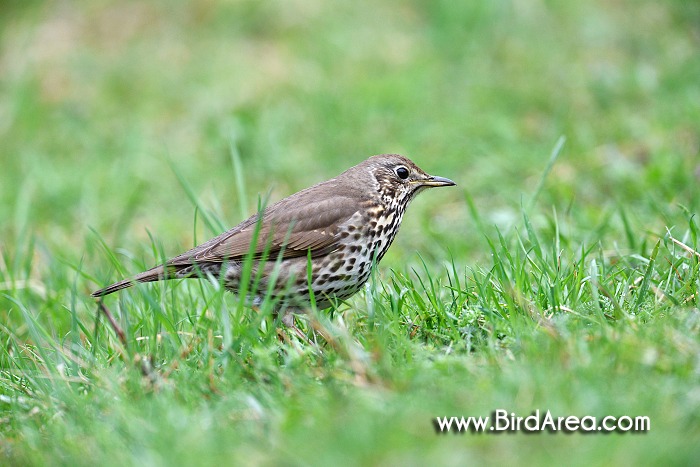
414, 175, 456, 188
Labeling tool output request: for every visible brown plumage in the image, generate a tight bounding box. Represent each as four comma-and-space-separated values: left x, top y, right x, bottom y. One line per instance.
92, 154, 455, 310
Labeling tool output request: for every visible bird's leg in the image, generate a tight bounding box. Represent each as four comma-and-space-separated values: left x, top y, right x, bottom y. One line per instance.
249, 304, 294, 344
248, 303, 308, 345
278, 307, 312, 345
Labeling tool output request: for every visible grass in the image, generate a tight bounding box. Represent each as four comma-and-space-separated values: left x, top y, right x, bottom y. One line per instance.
2, 0, 700, 465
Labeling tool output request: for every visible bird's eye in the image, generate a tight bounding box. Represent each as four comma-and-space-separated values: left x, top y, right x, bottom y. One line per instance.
395, 166, 409, 180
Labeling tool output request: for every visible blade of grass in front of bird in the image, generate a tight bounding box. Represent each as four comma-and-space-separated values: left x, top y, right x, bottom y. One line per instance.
634, 240, 660, 313
167, 156, 225, 235
528, 135, 566, 211
229, 138, 249, 222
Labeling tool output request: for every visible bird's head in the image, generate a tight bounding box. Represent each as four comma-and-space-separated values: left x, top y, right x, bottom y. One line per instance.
359, 154, 456, 208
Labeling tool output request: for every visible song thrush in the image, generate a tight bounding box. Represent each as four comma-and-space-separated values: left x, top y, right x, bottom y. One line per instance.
92, 154, 455, 312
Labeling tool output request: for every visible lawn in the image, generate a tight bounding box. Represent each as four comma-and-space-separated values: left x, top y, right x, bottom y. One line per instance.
1, 0, 699, 465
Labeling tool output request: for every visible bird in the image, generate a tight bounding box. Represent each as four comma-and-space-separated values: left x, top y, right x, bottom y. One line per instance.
92, 154, 455, 315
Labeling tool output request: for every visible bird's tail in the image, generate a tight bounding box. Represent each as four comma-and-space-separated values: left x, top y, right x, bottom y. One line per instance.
91, 265, 168, 298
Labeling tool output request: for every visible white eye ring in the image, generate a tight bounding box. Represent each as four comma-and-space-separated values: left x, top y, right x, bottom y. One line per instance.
395, 166, 409, 180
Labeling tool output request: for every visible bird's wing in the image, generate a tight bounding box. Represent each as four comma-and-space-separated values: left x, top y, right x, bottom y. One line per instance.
166, 194, 362, 266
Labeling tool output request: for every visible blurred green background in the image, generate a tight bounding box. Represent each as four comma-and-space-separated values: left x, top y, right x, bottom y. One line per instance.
1, 0, 699, 465
3, 0, 697, 261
